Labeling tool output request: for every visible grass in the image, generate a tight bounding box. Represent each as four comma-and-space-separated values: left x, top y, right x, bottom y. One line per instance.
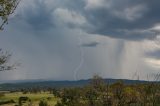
0, 92, 59, 106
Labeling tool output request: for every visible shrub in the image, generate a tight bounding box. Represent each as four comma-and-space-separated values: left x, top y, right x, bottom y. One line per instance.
0, 100, 15, 105
39, 100, 48, 106
0, 92, 5, 97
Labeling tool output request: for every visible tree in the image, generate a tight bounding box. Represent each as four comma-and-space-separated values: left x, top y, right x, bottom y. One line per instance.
0, 49, 16, 71
39, 100, 48, 106
124, 86, 139, 105
85, 87, 98, 106
0, 0, 20, 71
0, 0, 20, 30
18, 97, 30, 106
59, 88, 81, 106
86, 75, 106, 106
111, 81, 125, 106
90, 74, 106, 92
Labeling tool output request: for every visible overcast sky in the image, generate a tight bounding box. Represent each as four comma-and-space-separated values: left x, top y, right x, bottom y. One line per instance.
0, 0, 160, 81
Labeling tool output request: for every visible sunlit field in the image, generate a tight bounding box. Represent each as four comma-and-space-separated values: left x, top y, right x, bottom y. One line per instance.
0, 92, 59, 106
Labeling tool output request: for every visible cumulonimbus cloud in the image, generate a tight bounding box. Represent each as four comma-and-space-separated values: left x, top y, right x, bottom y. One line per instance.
1, 0, 160, 81
15, 0, 160, 41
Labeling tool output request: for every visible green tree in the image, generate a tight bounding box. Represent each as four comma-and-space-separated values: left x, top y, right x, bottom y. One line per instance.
124, 86, 139, 105
0, 0, 20, 30
111, 81, 125, 106
39, 100, 48, 106
60, 88, 81, 106
0, 49, 15, 71
0, 0, 21, 71
85, 87, 98, 106
86, 75, 106, 106
90, 75, 106, 92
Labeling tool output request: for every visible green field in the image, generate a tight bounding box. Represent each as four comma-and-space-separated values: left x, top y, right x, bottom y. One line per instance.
0, 92, 59, 106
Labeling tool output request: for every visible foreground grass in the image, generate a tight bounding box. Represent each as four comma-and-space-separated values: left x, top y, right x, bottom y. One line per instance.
0, 92, 59, 106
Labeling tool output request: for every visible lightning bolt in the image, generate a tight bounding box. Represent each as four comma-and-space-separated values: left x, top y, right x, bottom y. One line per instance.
73, 30, 84, 81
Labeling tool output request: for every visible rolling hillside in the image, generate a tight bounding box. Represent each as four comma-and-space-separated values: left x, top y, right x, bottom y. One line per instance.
0, 79, 150, 91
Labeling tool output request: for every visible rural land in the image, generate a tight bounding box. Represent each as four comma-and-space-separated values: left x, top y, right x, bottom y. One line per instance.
0, 76, 160, 106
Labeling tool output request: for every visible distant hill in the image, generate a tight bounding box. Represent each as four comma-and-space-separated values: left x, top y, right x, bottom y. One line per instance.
0, 79, 151, 91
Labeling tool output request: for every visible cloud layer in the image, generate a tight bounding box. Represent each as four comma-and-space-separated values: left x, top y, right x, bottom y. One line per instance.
14, 0, 160, 40
0, 0, 160, 81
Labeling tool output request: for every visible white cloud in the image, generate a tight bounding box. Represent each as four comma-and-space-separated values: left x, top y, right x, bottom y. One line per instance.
150, 23, 160, 35
113, 5, 147, 21
53, 8, 87, 27
85, 0, 111, 10
145, 58, 160, 68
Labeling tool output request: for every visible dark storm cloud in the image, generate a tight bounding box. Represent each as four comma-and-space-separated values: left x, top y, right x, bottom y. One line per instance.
17, 0, 85, 30
18, 1, 54, 30
1, 0, 160, 81
18, 0, 160, 40
83, 0, 160, 40
81, 41, 99, 47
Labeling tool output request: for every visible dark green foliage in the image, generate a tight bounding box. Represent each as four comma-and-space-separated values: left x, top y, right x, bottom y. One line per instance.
39, 100, 48, 106
54, 75, 160, 106
111, 81, 125, 106
0, 0, 20, 30
55, 102, 64, 106
0, 49, 14, 71
18, 96, 30, 106
90, 75, 106, 92
0, 99, 15, 105
52, 88, 61, 97
0, 1, 20, 72
60, 88, 81, 106
0, 92, 5, 97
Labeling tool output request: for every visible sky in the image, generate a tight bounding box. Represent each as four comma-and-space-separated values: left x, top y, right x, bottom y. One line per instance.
0, 0, 160, 81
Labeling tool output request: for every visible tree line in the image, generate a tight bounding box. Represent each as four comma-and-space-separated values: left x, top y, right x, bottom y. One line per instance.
53, 75, 160, 106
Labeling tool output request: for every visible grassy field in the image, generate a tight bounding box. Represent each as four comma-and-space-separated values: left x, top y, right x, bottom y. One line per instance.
0, 92, 59, 106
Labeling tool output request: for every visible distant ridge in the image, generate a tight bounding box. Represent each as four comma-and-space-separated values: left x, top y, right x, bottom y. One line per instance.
0, 78, 155, 91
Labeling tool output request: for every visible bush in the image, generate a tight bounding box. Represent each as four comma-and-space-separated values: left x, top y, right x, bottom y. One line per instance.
0, 100, 15, 105
18, 96, 30, 106
0, 92, 5, 97
39, 100, 48, 106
